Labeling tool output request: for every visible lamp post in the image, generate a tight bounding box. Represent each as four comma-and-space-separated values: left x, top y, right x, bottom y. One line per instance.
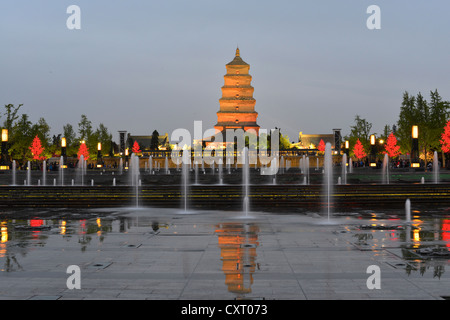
125, 148, 129, 170
344, 140, 349, 157
61, 137, 68, 168
0, 129, 9, 170
411, 125, 420, 168
97, 143, 103, 168
370, 134, 377, 167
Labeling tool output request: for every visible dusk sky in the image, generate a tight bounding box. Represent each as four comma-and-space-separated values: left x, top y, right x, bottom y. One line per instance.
1, 1, 450, 144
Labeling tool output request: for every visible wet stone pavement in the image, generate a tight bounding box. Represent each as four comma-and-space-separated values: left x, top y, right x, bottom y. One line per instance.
1, 207, 450, 300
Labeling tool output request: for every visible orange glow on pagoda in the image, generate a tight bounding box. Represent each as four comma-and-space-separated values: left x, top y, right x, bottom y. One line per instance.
214, 48, 259, 134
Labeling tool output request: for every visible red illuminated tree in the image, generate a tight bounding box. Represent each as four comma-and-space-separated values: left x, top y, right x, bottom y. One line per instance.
353, 139, 367, 159
441, 119, 450, 153
29, 135, 46, 160
77, 142, 89, 160
132, 140, 141, 154
383, 132, 401, 158
318, 139, 325, 152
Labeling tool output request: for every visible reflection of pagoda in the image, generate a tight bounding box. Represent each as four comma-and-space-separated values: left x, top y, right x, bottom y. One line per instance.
214, 48, 259, 134
216, 222, 259, 296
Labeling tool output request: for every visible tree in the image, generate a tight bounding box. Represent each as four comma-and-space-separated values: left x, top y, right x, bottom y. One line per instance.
77, 142, 89, 160
318, 139, 325, 152
397, 90, 450, 160
29, 135, 46, 160
150, 130, 160, 150
441, 119, 450, 153
63, 123, 78, 157
345, 115, 373, 154
384, 132, 401, 158
9, 114, 33, 162
353, 139, 367, 159
132, 140, 141, 154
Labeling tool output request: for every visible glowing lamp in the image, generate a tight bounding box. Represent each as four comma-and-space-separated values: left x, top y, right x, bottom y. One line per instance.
97, 143, 102, 151
1, 129, 8, 142
125, 148, 129, 156
370, 135, 376, 145
412, 126, 419, 139
61, 137, 67, 148
345, 141, 349, 149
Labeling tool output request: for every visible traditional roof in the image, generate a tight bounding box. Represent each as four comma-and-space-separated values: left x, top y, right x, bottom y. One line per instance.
226, 47, 249, 66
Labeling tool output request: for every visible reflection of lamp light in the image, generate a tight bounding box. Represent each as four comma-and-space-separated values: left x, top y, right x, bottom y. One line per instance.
2, 129, 8, 142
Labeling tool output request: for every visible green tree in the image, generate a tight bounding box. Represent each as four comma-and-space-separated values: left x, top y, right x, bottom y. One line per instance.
150, 130, 160, 150
344, 115, 372, 157
63, 123, 78, 157
397, 90, 450, 161
94, 123, 111, 158
9, 114, 33, 163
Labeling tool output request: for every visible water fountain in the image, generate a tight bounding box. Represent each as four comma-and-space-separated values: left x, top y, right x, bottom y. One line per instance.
113, 178, 116, 186
324, 143, 333, 221
11, 160, 16, 186
349, 158, 353, 173
129, 153, 140, 208
42, 160, 46, 186
182, 150, 189, 212
382, 154, 389, 184
77, 155, 85, 185
148, 156, 153, 174
405, 199, 411, 223
218, 158, 223, 185
433, 151, 439, 184
119, 158, 123, 175
60, 156, 65, 186
243, 147, 250, 217
341, 154, 347, 185
165, 156, 169, 174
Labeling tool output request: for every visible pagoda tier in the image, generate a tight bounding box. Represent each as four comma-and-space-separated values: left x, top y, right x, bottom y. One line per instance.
214, 48, 259, 134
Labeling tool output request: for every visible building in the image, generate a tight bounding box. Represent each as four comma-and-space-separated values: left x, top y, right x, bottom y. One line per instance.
214, 48, 259, 134
128, 133, 170, 151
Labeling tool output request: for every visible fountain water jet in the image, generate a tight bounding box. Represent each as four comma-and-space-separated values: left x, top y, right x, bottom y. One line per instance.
11, 160, 16, 185
243, 147, 250, 217
182, 150, 190, 212
433, 151, 439, 184
382, 154, 389, 184
42, 160, 46, 186
130, 153, 140, 208
341, 154, 347, 185
324, 143, 333, 221
405, 199, 411, 223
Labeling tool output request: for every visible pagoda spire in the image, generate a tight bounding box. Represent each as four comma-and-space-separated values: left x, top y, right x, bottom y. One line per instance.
236, 46, 240, 57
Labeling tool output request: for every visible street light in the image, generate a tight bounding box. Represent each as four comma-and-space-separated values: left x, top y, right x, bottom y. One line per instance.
97, 143, 103, 168
0, 129, 9, 170
370, 134, 377, 167
345, 140, 349, 157
411, 125, 420, 168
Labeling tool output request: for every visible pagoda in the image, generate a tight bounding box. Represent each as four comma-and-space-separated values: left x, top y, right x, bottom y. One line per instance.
214, 48, 259, 134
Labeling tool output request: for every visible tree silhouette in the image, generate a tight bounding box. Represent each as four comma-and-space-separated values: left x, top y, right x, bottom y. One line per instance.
29, 135, 46, 160
383, 132, 401, 158
353, 139, 367, 159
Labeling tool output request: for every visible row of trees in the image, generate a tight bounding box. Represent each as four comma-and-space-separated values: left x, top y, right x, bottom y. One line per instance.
1, 104, 114, 164
344, 89, 450, 163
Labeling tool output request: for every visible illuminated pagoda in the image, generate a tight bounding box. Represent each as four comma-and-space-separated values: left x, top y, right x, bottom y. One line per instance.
214, 48, 259, 134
